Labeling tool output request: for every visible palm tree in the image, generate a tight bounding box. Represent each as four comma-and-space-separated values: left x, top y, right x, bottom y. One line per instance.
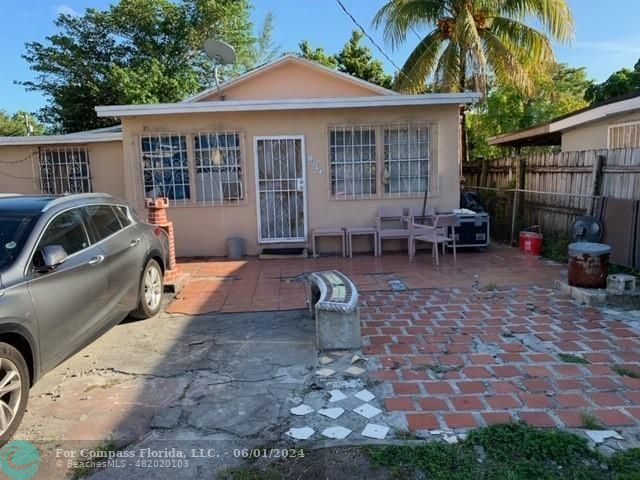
373, 0, 574, 164
373, 0, 574, 94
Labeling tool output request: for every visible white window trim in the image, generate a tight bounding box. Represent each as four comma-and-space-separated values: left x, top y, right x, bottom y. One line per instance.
137, 131, 248, 208
607, 120, 640, 149
327, 125, 378, 200
327, 122, 439, 201
36, 146, 92, 195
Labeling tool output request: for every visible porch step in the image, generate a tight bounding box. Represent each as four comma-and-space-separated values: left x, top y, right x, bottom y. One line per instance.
259, 247, 308, 259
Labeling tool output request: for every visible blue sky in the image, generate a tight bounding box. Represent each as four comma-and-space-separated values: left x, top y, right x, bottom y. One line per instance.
1, 0, 639, 114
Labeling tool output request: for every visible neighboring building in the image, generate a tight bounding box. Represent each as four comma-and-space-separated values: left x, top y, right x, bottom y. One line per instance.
0, 55, 479, 256
489, 91, 640, 152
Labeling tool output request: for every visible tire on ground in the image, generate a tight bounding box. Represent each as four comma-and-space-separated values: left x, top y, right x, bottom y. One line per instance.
130, 259, 164, 319
0, 342, 30, 445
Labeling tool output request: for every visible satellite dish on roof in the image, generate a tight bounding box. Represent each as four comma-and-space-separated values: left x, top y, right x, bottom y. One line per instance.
204, 39, 236, 91
204, 39, 236, 65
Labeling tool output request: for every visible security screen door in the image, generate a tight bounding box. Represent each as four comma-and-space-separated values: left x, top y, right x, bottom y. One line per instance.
254, 136, 307, 242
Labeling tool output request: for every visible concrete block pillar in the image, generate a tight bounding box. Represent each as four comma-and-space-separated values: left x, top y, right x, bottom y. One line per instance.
145, 197, 180, 283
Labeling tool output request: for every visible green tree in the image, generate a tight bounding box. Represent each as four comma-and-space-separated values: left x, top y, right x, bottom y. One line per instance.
585, 58, 640, 104
335, 31, 393, 89
373, 0, 574, 93
373, 0, 575, 162
467, 63, 592, 159
298, 40, 338, 68
298, 31, 393, 88
0, 111, 44, 137
255, 10, 281, 65
20, 0, 257, 133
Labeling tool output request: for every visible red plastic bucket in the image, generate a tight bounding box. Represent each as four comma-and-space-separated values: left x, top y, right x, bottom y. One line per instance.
519, 230, 543, 255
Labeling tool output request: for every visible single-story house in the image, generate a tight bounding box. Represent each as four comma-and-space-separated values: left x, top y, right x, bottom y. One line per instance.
489, 91, 640, 151
0, 55, 479, 256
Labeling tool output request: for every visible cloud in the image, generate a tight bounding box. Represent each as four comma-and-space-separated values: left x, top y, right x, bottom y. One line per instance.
574, 40, 640, 55
54, 4, 79, 17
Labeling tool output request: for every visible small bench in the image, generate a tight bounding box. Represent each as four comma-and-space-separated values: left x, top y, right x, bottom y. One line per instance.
306, 270, 361, 350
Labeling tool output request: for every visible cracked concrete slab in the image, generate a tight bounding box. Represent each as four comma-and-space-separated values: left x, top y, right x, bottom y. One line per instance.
16, 308, 317, 479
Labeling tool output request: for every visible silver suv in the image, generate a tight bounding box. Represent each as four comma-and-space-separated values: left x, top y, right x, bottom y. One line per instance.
0, 193, 170, 442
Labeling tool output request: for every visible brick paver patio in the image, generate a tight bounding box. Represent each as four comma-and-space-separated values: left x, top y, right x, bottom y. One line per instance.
361, 286, 640, 431
167, 246, 563, 314
165, 246, 640, 433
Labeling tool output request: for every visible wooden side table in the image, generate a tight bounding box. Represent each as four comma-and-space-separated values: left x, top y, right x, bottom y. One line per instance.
311, 226, 346, 257
345, 226, 379, 257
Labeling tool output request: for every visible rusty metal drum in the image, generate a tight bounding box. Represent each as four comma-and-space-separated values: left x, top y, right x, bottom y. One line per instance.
568, 242, 611, 289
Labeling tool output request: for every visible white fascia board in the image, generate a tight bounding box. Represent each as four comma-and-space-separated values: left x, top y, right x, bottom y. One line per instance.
550, 96, 640, 132
96, 93, 481, 118
0, 132, 122, 147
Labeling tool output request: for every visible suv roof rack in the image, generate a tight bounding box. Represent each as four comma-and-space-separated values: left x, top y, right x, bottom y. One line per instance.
41, 193, 114, 212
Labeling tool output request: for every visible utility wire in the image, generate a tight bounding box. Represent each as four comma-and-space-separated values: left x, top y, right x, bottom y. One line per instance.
334, 0, 422, 91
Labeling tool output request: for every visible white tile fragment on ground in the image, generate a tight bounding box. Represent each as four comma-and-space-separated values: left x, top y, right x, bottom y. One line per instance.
344, 366, 366, 376
585, 430, 624, 444
362, 423, 389, 440
354, 389, 375, 402
318, 407, 345, 419
328, 390, 348, 403
351, 354, 365, 364
443, 434, 458, 444
315, 368, 336, 377
353, 403, 381, 419
290, 404, 314, 416
319, 356, 335, 365
322, 426, 352, 439
285, 427, 315, 440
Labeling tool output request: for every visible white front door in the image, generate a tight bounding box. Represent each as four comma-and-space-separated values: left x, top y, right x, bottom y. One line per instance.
254, 136, 307, 243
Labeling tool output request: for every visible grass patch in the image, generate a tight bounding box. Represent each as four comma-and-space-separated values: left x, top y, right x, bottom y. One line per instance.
71, 440, 118, 480
581, 411, 605, 430
365, 423, 640, 480
558, 353, 590, 364
613, 366, 640, 379
541, 234, 570, 264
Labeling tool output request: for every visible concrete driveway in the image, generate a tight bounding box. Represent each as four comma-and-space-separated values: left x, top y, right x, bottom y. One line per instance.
17, 307, 320, 479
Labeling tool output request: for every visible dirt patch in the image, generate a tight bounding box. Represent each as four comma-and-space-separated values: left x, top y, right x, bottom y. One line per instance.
219, 447, 404, 480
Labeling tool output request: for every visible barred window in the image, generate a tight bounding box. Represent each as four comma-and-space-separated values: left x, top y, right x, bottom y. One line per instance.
383, 124, 430, 196
329, 126, 376, 199
609, 122, 640, 148
193, 132, 243, 204
140, 134, 190, 202
38, 146, 92, 194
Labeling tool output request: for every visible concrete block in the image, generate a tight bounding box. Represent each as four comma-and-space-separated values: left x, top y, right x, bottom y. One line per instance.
607, 274, 636, 295
554, 280, 606, 306
316, 308, 361, 350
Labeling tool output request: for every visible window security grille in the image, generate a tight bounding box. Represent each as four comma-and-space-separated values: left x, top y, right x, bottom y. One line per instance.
609, 122, 640, 149
329, 126, 376, 199
193, 132, 243, 204
38, 146, 92, 194
384, 124, 430, 197
140, 134, 190, 203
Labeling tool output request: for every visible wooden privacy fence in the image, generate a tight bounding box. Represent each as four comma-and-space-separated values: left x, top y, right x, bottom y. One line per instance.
462, 148, 640, 251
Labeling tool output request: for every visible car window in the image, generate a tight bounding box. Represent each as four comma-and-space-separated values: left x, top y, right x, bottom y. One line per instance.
113, 205, 132, 228
83, 205, 122, 241
0, 215, 36, 270
38, 209, 90, 257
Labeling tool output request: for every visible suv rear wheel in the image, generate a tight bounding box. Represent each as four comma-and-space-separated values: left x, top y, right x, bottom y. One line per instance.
130, 259, 163, 319
0, 343, 29, 445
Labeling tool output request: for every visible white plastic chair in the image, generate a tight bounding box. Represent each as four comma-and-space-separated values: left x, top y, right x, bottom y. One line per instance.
409, 214, 459, 265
